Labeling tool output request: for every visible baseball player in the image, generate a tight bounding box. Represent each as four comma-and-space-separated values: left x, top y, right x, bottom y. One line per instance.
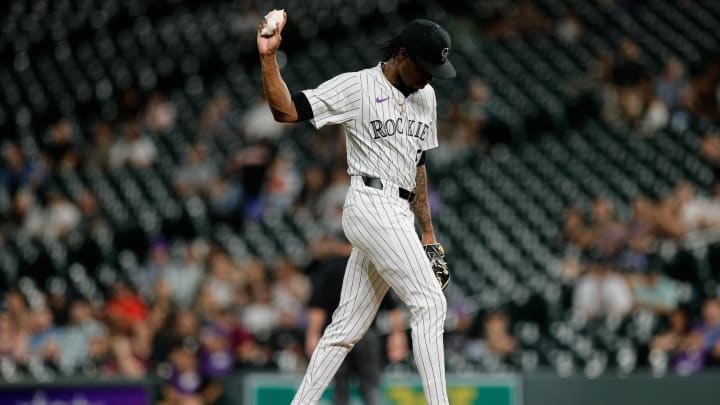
258, 12, 454, 405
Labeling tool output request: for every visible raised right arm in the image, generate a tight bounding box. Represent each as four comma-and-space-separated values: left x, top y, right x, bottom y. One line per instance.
257, 11, 299, 123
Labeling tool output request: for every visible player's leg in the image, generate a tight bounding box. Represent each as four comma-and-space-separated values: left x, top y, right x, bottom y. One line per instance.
291, 248, 389, 405
343, 202, 449, 405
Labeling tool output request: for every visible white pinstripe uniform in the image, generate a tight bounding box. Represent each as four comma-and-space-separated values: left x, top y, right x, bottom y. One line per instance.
291, 64, 449, 404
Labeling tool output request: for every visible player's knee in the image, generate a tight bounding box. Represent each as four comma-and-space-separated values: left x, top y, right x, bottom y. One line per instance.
324, 325, 371, 350
413, 291, 447, 320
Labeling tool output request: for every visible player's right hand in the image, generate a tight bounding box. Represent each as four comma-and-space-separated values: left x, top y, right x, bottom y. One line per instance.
257, 11, 287, 57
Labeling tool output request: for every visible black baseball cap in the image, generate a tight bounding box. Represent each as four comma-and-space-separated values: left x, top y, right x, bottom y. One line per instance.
400, 19, 456, 79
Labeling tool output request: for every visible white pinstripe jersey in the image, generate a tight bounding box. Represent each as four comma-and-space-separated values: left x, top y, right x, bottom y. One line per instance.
302, 63, 438, 190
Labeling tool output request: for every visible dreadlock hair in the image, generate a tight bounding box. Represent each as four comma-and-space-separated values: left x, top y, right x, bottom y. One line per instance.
381, 34, 405, 61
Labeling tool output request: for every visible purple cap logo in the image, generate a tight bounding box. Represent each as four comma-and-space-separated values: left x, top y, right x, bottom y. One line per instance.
441, 48, 449, 63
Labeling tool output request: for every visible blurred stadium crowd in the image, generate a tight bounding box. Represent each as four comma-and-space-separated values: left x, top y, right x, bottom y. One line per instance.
2, 0, 720, 401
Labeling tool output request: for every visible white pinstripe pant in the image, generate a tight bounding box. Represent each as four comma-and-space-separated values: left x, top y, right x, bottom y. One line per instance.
291, 178, 448, 405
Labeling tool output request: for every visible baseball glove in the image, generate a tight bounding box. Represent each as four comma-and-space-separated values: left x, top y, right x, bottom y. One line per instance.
424, 243, 450, 290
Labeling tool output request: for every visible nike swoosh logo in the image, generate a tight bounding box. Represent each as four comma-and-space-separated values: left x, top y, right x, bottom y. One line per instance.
375, 96, 389, 103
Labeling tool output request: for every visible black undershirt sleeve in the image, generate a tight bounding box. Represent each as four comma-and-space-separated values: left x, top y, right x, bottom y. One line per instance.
417, 151, 426, 167
292, 92, 314, 122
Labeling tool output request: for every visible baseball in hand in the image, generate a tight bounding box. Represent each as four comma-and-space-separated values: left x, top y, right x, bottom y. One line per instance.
261, 9, 285, 37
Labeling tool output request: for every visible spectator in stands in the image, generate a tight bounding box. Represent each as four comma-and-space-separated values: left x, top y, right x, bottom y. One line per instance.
43, 118, 80, 172
655, 58, 689, 130
708, 181, 720, 224
683, 60, 720, 123
45, 280, 70, 326
654, 191, 686, 240
674, 181, 717, 232
207, 174, 243, 224
561, 207, 595, 281
462, 77, 492, 141
650, 306, 691, 359
573, 254, 633, 322
174, 142, 218, 198
200, 92, 237, 141
632, 270, 679, 315
85, 121, 114, 168
317, 166, 349, 235
151, 309, 200, 365
0, 300, 29, 366
141, 238, 178, 300
673, 298, 720, 374
161, 240, 206, 309
1, 142, 44, 197
161, 341, 222, 405
241, 257, 268, 289
611, 39, 650, 124
104, 331, 149, 378
225, 308, 261, 367
590, 196, 628, 261
6, 289, 31, 331
6, 189, 44, 237
109, 118, 157, 168
263, 153, 302, 211
241, 95, 289, 143
436, 104, 478, 165
638, 97, 669, 136
563, 206, 596, 251
199, 307, 256, 375
89, 319, 152, 379
198, 322, 234, 378
241, 280, 279, 336
294, 164, 328, 215
620, 196, 656, 272
145, 91, 177, 134
59, 298, 107, 373
481, 310, 517, 361
271, 259, 311, 331
701, 132, 720, 183
310, 126, 347, 168
228, 142, 276, 219
26, 304, 61, 367
106, 280, 148, 332
75, 188, 106, 235
462, 309, 517, 369
199, 249, 242, 311
44, 190, 81, 239
593, 50, 623, 123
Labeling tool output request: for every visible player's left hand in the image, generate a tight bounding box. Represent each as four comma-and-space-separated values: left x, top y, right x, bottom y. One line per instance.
424, 243, 450, 290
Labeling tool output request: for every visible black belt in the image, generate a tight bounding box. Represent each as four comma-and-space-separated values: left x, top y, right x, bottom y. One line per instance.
361, 176, 415, 202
